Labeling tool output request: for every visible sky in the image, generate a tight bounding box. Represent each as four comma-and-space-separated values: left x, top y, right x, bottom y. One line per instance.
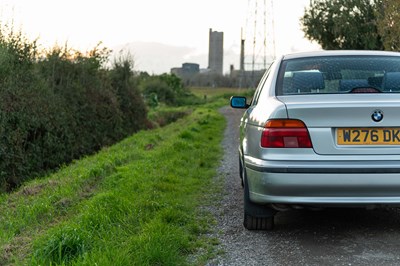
1, 0, 321, 74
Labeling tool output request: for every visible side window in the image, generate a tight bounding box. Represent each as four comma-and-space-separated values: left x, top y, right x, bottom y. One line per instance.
251, 67, 271, 106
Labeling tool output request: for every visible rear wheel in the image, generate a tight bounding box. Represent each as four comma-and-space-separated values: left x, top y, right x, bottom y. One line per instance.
243, 166, 276, 230
239, 156, 244, 187
244, 213, 274, 230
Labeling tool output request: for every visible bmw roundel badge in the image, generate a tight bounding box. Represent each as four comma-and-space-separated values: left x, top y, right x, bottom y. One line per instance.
371, 110, 383, 122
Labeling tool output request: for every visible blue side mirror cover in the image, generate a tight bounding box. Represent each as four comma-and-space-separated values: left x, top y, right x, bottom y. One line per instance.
230, 96, 249, 109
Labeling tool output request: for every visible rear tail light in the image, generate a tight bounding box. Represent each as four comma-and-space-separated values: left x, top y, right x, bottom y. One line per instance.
261, 119, 312, 148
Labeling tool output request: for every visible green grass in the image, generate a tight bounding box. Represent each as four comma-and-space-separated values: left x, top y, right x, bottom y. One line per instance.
0, 104, 226, 265
147, 106, 193, 128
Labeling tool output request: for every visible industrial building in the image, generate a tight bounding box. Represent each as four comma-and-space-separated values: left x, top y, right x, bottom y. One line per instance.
171, 63, 200, 77
208, 28, 224, 75
170, 28, 224, 78
170, 27, 267, 88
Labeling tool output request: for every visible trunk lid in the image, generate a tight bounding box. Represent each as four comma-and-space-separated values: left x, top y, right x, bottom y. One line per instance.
278, 94, 400, 155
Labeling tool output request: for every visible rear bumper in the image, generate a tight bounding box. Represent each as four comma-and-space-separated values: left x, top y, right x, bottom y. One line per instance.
245, 157, 400, 206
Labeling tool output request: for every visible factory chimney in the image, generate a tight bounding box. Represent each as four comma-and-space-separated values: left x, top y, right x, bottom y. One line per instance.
240, 28, 245, 71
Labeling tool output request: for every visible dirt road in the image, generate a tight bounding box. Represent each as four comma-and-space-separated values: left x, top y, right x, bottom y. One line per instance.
206, 106, 400, 266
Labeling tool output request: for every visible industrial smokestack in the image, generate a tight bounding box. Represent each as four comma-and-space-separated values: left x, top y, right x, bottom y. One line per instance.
240, 28, 245, 72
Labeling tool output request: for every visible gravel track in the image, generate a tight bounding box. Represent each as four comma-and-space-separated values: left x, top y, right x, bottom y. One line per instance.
206, 106, 400, 266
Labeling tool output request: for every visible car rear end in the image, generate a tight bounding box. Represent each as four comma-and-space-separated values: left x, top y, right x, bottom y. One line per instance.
234, 51, 400, 229
247, 94, 400, 207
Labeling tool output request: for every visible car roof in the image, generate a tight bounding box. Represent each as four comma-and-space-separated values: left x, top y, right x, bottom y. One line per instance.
282, 50, 400, 60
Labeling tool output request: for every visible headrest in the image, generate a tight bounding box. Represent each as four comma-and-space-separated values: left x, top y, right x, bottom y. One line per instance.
383, 72, 400, 92
292, 72, 325, 93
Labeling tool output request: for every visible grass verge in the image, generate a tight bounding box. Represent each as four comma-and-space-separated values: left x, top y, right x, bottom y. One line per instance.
0, 104, 225, 265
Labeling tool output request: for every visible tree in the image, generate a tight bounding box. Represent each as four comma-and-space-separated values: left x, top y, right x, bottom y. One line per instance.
376, 0, 400, 51
301, 0, 383, 50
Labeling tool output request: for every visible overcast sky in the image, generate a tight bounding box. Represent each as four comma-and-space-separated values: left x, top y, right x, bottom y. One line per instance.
1, 0, 321, 74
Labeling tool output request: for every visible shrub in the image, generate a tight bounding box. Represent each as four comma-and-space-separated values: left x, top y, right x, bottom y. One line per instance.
140, 73, 197, 106
110, 55, 149, 137
0, 31, 149, 190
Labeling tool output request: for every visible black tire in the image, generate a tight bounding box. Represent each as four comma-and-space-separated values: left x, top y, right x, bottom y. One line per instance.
244, 213, 274, 230
243, 166, 276, 230
239, 156, 244, 188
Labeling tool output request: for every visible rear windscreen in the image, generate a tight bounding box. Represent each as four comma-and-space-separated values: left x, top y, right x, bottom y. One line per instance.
276, 56, 400, 95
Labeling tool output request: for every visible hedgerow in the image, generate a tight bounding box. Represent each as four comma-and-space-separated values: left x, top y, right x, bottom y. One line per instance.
0, 30, 148, 190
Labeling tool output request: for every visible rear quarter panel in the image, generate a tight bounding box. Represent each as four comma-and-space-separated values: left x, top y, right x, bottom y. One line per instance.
242, 97, 288, 159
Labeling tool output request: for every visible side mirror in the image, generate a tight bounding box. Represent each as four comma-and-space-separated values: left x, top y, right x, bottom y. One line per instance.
230, 96, 249, 109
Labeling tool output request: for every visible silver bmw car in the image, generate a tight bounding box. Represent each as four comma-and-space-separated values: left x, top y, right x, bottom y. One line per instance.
231, 50, 400, 230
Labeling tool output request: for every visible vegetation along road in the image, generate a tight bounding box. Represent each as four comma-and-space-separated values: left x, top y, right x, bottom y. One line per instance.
207, 106, 400, 266
0, 99, 226, 265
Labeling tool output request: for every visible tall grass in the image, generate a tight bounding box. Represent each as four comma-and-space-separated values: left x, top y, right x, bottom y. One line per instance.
0, 104, 225, 265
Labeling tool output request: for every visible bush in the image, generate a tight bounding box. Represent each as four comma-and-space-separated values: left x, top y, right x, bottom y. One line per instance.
140, 73, 197, 106
0, 31, 149, 190
110, 57, 149, 136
